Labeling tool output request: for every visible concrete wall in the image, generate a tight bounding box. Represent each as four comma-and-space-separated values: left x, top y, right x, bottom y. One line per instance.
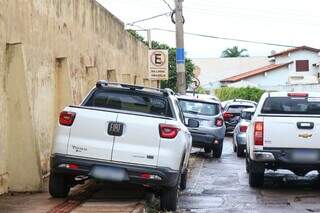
0, 0, 153, 194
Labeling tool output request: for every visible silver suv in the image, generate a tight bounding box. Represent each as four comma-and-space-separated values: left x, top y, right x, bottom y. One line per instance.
178, 95, 226, 158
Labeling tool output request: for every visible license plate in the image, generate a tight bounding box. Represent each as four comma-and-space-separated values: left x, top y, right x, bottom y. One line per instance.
292, 150, 319, 162
89, 166, 129, 182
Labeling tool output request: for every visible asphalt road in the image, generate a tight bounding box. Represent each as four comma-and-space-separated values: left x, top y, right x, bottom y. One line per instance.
178, 136, 320, 213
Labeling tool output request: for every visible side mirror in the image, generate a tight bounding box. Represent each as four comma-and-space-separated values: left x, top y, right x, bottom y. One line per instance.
187, 119, 199, 128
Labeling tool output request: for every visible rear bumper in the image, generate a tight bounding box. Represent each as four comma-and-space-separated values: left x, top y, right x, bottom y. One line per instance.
189, 131, 224, 148
236, 133, 247, 147
50, 154, 179, 188
252, 148, 320, 171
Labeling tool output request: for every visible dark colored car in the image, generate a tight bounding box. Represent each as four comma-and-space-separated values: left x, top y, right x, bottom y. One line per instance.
222, 99, 257, 133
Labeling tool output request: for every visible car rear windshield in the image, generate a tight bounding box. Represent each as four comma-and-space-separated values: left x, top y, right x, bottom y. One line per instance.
84, 89, 172, 117
261, 97, 320, 114
179, 99, 220, 116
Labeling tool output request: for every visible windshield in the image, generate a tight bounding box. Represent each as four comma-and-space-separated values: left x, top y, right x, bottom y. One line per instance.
84, 89, 172, 117
179, 99, 220, 116
261, 97, 320, 114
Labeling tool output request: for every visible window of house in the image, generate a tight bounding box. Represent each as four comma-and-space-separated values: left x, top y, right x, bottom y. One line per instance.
296, 60, 309, 72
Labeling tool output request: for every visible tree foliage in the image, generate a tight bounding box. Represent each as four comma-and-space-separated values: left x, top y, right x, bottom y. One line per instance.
221, 46, 249, 58
127, 30, 195, 91
215, 87, 265, 102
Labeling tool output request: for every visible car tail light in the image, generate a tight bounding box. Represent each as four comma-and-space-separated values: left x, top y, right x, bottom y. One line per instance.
59, 111, 76, 126
159, 124, 180, 139
215, 118, 224, 127
254, 122, 264, 146
240, 125, 248, 133
223, 112, 233, 120
288, 92, 308, 97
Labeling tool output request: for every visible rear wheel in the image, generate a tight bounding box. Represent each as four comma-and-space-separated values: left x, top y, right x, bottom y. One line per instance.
248, 160, 265, 188
204, 147, 211, 154
237, 146, 245, 157
160, 185, 178, 211
212, 141, 223, 158
49, 173, 70, 198
180, 169, 188, 190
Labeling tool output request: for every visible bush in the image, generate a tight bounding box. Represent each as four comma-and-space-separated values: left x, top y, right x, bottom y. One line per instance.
214, 87, 265, 102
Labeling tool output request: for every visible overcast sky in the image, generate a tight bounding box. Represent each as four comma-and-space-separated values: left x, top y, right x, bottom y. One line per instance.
96, 0, 320, 59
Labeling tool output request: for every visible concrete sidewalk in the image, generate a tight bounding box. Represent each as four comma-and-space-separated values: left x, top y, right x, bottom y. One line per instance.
0, 181, 145, 213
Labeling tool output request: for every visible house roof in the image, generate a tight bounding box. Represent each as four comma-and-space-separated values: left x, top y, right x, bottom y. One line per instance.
220, 62, 293, 83
268, 46, 320, 58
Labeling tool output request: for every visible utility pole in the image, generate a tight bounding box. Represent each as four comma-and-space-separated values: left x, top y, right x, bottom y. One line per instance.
147, 29, 152, 49
174, 0, 186, 94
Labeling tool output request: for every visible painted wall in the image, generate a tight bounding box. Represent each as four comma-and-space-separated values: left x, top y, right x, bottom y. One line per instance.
274, 50, 319, 82
0, 0, 153, 194
228, 66, 290, 88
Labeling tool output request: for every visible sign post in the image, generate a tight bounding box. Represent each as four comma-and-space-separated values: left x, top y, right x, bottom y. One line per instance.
148, 50, 169, 83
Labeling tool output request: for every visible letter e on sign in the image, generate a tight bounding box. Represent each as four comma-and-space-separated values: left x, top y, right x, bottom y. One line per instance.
148, 50, 168, 80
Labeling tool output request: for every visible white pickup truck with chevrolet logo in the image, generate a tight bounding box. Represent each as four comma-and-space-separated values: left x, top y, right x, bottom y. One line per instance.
50, 80, 198, 211
246, 92, 320, 187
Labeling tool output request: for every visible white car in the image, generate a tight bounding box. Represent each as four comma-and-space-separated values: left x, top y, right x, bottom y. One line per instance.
246, 92, 320, 187
50, 81, 198, 211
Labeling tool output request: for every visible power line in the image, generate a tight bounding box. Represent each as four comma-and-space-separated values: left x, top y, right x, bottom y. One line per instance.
151, 28, 296, 48
126, 12, 171, 26
161, 0, 174, 11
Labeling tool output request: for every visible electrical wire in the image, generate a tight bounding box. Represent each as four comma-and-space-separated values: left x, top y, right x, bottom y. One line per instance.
161, 0, 174, 11
150, 27, 296, 48
126, 12, 171, 26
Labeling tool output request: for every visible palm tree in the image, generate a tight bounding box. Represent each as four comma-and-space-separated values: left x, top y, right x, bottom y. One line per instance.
221, 46, 249, 57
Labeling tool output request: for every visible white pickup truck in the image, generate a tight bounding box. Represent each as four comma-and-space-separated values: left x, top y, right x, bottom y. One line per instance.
49, 81, 198, 211
246, 92, 320, 187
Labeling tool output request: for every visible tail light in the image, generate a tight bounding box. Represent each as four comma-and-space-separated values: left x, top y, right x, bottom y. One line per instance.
215, 118, 224, 127
240, 125, 248, 133
59, 111, 76, 126
223, 112, 233, 120
159, 124, 180, 139
254, 122, 264, 146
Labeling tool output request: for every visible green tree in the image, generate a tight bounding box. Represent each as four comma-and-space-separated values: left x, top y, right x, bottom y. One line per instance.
221, 46, 249, 58
127, 30, 195, 92
214, 87, 265, 102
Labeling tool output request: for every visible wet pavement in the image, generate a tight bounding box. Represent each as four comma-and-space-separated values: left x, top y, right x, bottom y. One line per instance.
178, 136, 320, 213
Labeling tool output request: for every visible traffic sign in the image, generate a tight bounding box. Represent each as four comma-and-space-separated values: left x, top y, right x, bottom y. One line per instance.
148, 50, 168, 80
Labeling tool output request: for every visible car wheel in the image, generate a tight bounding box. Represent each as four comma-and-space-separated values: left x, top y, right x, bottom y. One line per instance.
237, 146, 245, 157
245, 155, 250, 173
160, 185, 178, 211
49, 173, 70, 198
248, 160, 264, 188
180, 169, 188, 190
204, 147, 211, 153
212, 141, 223, 158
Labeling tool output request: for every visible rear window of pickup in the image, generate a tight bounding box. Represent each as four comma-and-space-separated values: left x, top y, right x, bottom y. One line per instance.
83, 89, 172, 117
261, 97, 320, 114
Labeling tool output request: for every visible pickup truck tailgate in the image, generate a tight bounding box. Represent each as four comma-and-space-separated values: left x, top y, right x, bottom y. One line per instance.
112, 113, 165, 166
264, 116, 320, 149
67, 107, 117, 160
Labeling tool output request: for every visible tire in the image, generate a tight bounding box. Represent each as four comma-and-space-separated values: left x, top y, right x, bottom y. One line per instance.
233, 144, 237, 152
245, 155, 250, 173
160, 185, 178, 211
237, 146, 245, 157
180, 169, 188, 190
49, 173, 70, 198
204, 147, 211, 154
212, 141, 223, 158
248, 160, 264, 188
